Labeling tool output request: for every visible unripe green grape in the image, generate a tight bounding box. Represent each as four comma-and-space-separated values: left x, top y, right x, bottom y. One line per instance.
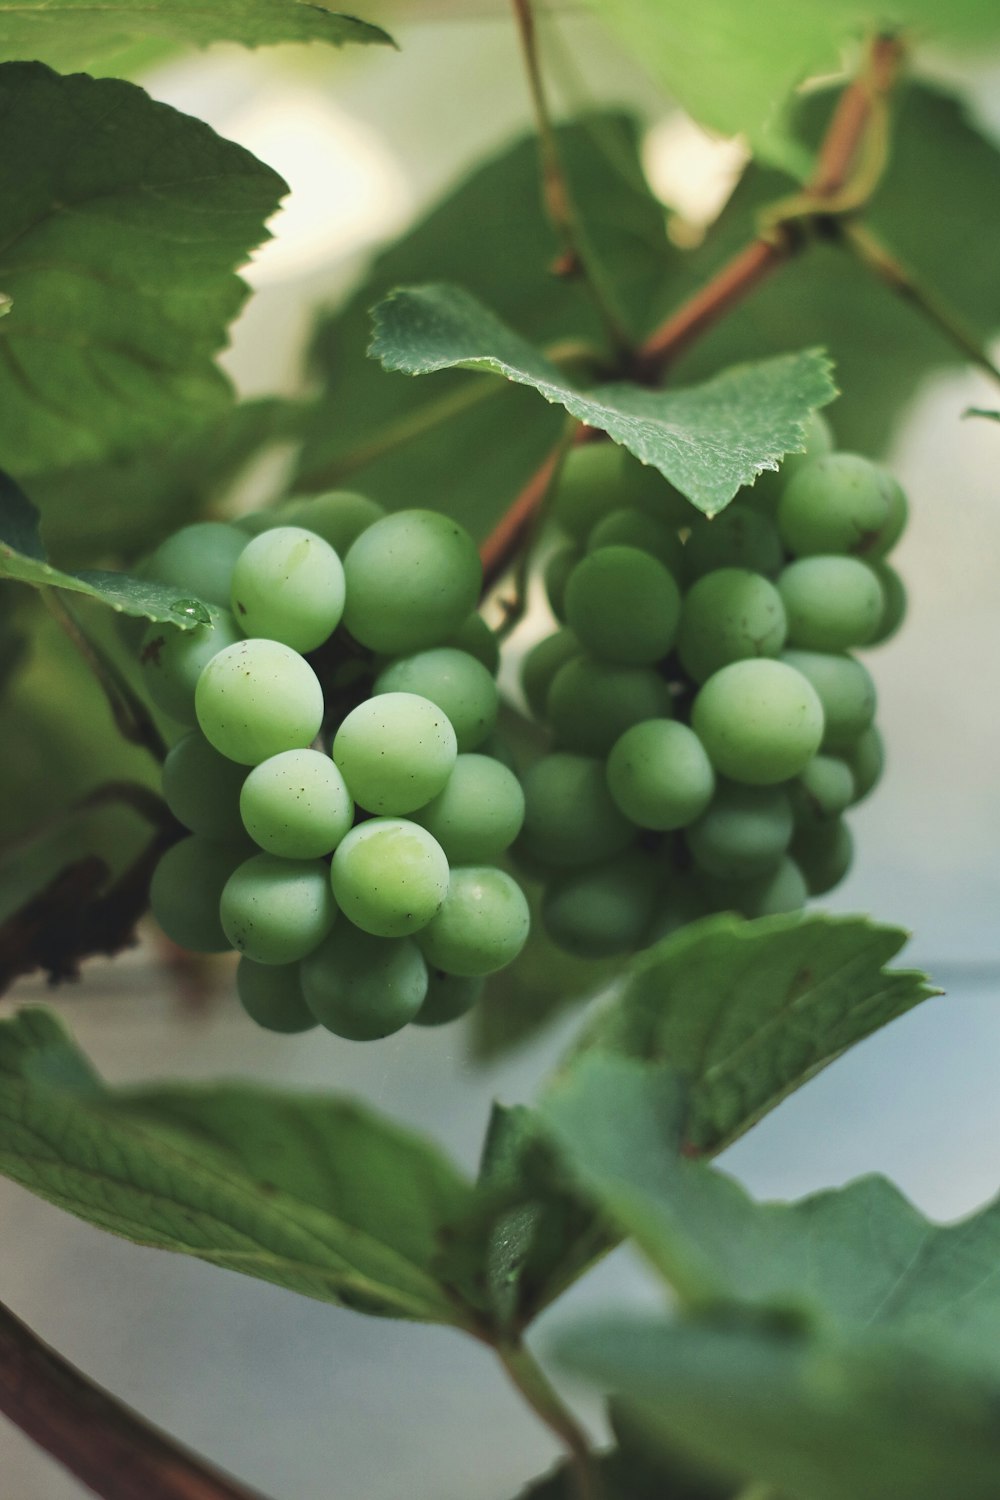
843, 726, 884, 804
792, 817, 853, 895
564, 546, 681, 665
149, 836, 248, 952
448, 612, 500, 675
195, 638, 324, 765
342, 509, 481, 653
162, 731, 246, 839
544, 544, 581, 621
220, 854, 336, 964
417, 866, 530, 976
330, 819, 449, 937
542, 851, 659, 958
587, 508, 683, 573
520, 628, 579, 718
546, 657, 672, 757
412, 970, 483, 1027
795, 755, 856, 819
519, 752, 634, 866
373, 649, 498, 752
677, 567, 787, 684
333, 692, 457, 814
778, 555, 885, 651
278, 490, 385, 554
868, 562, 907, 646
140, 611, 242, 725
240, 749, 354, 858
743, 411, 835, 516
301, 926, 428, 1040
781, 649, 876, 752
700, 856, 808, 918
230, 527, 345, 653
686, 781, 793, 879
145, 522, 248, 608
410, 754, 524, 864
777, 453, 897, 557
236, 958, 317, 1034
606, 719, 715, 831
870, 475, 908, 558
644, 880, 713, 946
692, 659, 824, 785
682, 504, 783, 582
551, 441, 633, 539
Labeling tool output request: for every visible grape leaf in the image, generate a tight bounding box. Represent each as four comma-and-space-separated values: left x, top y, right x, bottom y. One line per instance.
0, 1, 392, 73
0, 63, 286, 476
369, 283, 835, 515
573, 912, 937, 1155
0, 1008, 481, 1326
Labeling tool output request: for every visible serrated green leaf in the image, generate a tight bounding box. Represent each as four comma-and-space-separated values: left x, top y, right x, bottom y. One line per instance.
370, 284, 835, 515
0, 1008, 480, 1326
574, 913, 937, 1154
0, 1, 392, 73
0, 64, 286, 476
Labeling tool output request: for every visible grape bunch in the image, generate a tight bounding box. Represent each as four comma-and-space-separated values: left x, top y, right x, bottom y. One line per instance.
137, 496, 529, 1040
517, 414, 905, 958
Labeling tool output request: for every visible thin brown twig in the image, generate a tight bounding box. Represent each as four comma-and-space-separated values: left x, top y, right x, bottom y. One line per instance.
0, 1299, 273, 1500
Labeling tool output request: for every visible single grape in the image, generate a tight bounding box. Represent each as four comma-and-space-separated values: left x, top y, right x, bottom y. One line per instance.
145, 523, 248, 609
551, 441, 633, 539
686, 781, 793, 879
448, 612, 500, 675
343, 510, 481, 653
777, 453, 897, 557
195, 638, 324, 766
149, 836, 248, 952
544, 544, 581, 621
373, 649, 498, 752
743, 412, 835, 518
519, 752, 634, 866
333, 692, 457, 814
682, 504, 783, 581
410, 754, 524, 864
691, 659, 824, 785
780, 650, 876, 752
417, 867, 530, 976
677, 568, 787, 684
542, 851, 659, 958
520, 628, 579, 719
162, 731, 247, 839
795, 755, 856, 819
330, 819, 449, 937
792, 817, 853, 895
278, 490, 386, 555
587, 508, 683, 573
606, 719, 715, 831
140, 611, 242, 725
868, 562, 907, 646
546, 656, 672, 757
412, 969, 483, 1027
870, 475, 908, 558
778, 556, 885, 651
230, 526, 345, 652
700, 856, 808, 918
240, 749, 354, 858
564, 546, 681, 665
236, 958, 317, 1034
843, 726, 884, 804
220, 854, 336, 964
301, 926, 428, 1040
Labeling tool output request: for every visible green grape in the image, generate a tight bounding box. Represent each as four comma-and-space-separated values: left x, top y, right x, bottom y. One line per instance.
544, 544, 581, 621
700, 856, 808, 918
236, 958, 317, 1034
677, 567, 787, 684
162, 730, 247, 839
564, 546, 681, 665
448, 612, 500, 675
795, 755, 856, 819
412, 969, 483, 1027
780, 649, 876, 752
140, 611, 243, 725
587, 508, 683, 573
149, 836, 248, 952
330, 818, 449, 937
301, 926, 428, 1040
240, 749, 354, 858
410, 754, 524, 863
682, 504, 783, 581
373, 649, 498, 752
145, 522, 248, 608
417, 866, 530, 976
230, 527, 345, 653
278, 490, 385, 554
627, 458, 696, 526
551, 441, 633, 539
520, 628, 579, 718
342, 510, 481, 653
686, 781, 793, 879
778, 556, 885, 651
692, 659, 824, 785
842, 725, 884, 804
868, 561, 907, 645
743, 411, 835, 516
777, 453, 898, 557
519, 752, 634, 866
792, 817, 853, 895
333, 692, 457, 814
606, 719, 715, 831
546, 656, 672, 757
644, 879, 713, 946
220, 854, 336, 964
195, 638, 324, 766
870, 475, 908, 558
542, 851, 659, 958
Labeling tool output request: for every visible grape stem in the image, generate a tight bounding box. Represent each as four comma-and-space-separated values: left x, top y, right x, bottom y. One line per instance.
495, 1337, 602, 1500
0, 1298, 272, 1500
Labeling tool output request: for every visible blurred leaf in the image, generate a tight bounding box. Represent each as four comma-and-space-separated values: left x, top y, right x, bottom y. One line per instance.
0, 2, 392, 73
964, 407, 1000, 423
0, 64, 286, 476
573, 913, 937, 1154
370, 284, 835, 515
0, 1008, 481, 1326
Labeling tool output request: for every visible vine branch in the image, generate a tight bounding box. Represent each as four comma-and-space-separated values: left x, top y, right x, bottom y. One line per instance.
496, 1338, 600, 1500
0, 1299, 272, 1500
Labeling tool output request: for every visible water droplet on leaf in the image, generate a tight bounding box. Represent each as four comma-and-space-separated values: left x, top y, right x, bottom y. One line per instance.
170, 598, 211, 626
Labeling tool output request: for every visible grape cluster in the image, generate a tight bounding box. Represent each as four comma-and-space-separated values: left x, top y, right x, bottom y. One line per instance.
139, 495, 529, 1039
517, 415, 905, 957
